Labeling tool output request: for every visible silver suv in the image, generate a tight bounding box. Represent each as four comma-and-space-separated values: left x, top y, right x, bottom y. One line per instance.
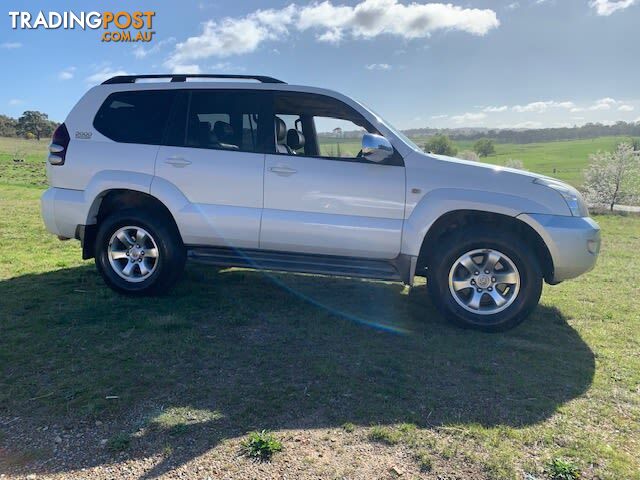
41, 74, 601, 331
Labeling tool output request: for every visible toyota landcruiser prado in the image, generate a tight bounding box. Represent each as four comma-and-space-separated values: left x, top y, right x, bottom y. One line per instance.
41, 74, 601, 331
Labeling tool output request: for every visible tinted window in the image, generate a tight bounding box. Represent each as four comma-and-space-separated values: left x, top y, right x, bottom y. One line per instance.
184, 90, 269, 153
93, 90, 175, 145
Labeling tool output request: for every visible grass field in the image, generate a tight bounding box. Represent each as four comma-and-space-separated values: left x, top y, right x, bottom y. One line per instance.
0, 136, 639, 479
0, 137, 49, 188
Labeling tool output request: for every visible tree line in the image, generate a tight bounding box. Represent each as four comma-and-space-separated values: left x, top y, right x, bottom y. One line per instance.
0, 111, 59, 140
424, 134, 496, 158
407, 121, 640, 144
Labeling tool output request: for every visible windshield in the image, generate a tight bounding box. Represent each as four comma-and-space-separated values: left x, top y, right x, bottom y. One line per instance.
356, 101, 422, 152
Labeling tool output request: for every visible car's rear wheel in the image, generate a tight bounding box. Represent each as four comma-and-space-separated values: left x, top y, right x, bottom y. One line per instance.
427, 227, 542, 332
95, 209, 186, 295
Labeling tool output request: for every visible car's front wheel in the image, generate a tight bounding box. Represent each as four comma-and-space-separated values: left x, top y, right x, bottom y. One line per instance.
427, 227, 543, 332
95, 209, 186, 295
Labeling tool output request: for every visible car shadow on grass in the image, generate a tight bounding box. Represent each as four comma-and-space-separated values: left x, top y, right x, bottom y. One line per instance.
0, 263, 595, 477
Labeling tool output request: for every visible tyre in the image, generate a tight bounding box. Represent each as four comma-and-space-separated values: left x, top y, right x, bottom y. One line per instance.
94, 209, 186, 295
426, 226, 542, 332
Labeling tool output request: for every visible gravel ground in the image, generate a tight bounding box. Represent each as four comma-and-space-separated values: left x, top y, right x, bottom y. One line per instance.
1, 414, 485, 479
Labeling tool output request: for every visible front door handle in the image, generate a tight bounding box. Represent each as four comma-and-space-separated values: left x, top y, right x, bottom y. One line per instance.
165, 157, 192, 168
269, 166, 297, 176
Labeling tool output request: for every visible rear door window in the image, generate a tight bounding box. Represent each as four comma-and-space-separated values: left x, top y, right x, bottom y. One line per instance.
93, 90, 175, 145
183, 90, 270, 153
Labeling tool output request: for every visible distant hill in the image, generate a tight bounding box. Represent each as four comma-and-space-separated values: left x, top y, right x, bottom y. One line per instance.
321, 121, 640, 144
442, 121, 640, 144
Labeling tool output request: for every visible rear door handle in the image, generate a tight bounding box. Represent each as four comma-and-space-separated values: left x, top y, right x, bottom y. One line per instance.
165, 157, 192, 168
269, 166, 297, 176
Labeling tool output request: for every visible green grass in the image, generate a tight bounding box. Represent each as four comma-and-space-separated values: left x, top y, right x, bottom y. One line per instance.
1, 138, 639, 478
368, 425, 403, 445
414, 449, 433, 472
547, 457, 581, 480
341, 422, 356, 433
0, 137, 48, 188
240, 430, 283, 461
150, 406, 223, 436
106, 432, 132, 453
453, 136, 631, 186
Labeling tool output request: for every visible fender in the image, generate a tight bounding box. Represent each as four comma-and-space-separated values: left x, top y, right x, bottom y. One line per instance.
84, 171, 192, 236
401, 188, 556, 257
84, 170, 154, 224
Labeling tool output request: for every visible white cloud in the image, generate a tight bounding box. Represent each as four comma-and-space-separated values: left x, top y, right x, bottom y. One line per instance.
86, 67, 129, 84
431, 114, 448, 119
166, 5, 296, 69
635, 116, 640, 123
365, 63, 392, 70
198, 1, 214, 9
58, 67, 76, 80
597, 97, 616, 105
166, 1, 499, 67
132, 37, 176, 59
569, 98, 630, 112
590, 0, 637, 16
169, 64, 201, 74
1, 42, 22, 49
317, 28, 344, 43
297, 0, 500, 39
512, 121, 543, 129
451, 112, 486, 124
555, 101, 576, 109
512, 100, 575, 113
209, 62, 246, 72
8, 99, 24, 106
588, 97, 617, 110
506, 2, 520, 9
483, 105, 508, 112
513, 101, 547, 113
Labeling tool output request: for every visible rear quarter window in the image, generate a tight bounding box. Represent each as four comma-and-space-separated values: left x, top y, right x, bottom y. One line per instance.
93, 90, 175, 145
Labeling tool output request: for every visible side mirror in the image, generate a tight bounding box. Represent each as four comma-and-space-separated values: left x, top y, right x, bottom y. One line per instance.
361, 133, 393, 163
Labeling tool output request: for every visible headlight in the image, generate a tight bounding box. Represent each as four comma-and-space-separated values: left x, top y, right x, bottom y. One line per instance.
533, 177, 588, 217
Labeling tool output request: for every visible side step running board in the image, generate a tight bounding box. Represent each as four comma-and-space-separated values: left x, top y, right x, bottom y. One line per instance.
188, 247, 403, 282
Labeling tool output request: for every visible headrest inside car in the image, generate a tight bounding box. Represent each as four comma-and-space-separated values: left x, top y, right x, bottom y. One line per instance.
213, 121, 234, 141
275, 117, 287, 143
286, 129, 305, 151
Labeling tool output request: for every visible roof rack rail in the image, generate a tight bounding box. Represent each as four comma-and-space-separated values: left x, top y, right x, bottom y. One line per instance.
102, 74, 286, 85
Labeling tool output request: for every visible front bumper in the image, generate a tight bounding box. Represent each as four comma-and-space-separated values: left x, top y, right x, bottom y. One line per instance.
517, 213, 601, 283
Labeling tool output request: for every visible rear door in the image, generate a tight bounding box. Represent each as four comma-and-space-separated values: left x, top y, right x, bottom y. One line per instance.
153, 89, 270, 248
261, 92, 406, 259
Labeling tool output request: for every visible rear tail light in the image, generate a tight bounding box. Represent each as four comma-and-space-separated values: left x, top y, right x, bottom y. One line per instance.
48, 123, 70, 166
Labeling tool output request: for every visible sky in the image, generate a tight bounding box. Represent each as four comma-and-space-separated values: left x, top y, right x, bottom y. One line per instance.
1, 0, 639, 129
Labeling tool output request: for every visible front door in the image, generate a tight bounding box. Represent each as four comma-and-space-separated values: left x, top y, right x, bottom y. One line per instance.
260, 92, 406, 259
